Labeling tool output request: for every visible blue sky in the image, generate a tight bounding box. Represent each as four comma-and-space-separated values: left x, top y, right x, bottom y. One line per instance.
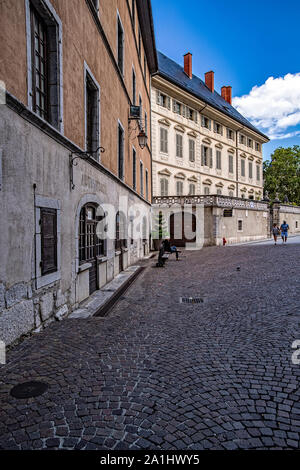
151, 0, 300, 160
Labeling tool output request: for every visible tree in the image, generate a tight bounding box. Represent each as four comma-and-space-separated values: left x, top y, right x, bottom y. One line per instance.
263, 146, 300, 205
151, 211, 169, 240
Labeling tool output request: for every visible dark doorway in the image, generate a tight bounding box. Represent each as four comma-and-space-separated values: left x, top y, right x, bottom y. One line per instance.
170, 211, 196, 247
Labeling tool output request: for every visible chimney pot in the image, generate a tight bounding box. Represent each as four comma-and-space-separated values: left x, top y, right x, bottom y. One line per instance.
184, 53, 192, 79
205, 71, 214, 93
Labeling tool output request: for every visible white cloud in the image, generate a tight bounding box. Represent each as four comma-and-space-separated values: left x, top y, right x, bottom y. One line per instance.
232, 73, 300, 140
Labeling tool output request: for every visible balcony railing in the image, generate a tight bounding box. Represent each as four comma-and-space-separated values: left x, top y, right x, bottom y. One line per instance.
152, 194, 269, 211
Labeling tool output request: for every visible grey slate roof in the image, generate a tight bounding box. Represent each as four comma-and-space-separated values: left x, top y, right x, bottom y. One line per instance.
156, 51, 268, 140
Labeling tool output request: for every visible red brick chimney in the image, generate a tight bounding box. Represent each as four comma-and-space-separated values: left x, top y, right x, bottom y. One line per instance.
184, 53, 192, 79
221, 86, 227, 101
221, 86, 232, 105
205, 71, 214, 92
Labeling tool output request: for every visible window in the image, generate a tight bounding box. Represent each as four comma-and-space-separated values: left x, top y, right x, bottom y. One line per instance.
131, 0, 135, 26
248, 138, 253, 148
296, 221, 298, 229
238, 219, 243, 231
144, 55, 146, 78
204, 186, 210, 195
160, 178, 168, 197
201, 116, 211, 130
216, 150, 222, 170
91, 0, 99, 10
40, 207, 57, 275
138, 28, 141, 58
85, 70, 100, 157
241, 158, 245, 177
174, 101, 182, 115
115, 211, 127, 251
249, 194, 254, 200
132, 147, 136, 190
188, 108, 197, 122
117, 14, 124, 74
189, 139, 195, 162
139, 95, 142, 128
29, 3, 61, 128
217, 189, 222, 195
145, 169, 149, 200
256, 164, 260, 181
160, 127, 168, 153
132, 67, 136, 105
214, 122, 223, 135
140, 161, 144, 196
228, 154, 234, 174
189, 184, 196, 195
201, 145, 212, 167
176, 134, 183, 158
176, 181, 183, 196
255, 142, 261, 152
144, 112, 147, 136
229, 191, 234, 197
239, 134, 246, 145
249, 161, 253, 179
157, 91, 170, 109
118, 122, 124, 179
227, 128, 234, 140
79, 204, 105, 264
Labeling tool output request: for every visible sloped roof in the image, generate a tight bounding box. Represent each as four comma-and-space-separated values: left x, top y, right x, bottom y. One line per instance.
156, 51, 268, 141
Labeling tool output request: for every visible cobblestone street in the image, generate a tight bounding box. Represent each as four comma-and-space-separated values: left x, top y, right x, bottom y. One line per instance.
1, 241, 300, 450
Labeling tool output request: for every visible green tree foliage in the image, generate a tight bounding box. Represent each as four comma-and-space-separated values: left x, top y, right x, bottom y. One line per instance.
151, 211, 169, 240
263, 146, 300, 205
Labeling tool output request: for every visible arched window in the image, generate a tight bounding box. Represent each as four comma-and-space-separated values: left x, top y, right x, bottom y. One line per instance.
176, 181, 183, 196
160, 178, 168, 196
204, 186, 210, 195
79, 204, 105, 263
189, 183, 195, 195
115, 211, 127, 251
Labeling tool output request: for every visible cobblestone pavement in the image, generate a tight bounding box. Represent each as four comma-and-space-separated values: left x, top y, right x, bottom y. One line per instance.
1, 243, 300, 450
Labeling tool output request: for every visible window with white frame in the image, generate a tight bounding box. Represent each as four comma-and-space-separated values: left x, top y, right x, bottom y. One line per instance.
160, 127, 168, 153
176, 180, 183, 196
256, 164, 260, 181
214, 121, 223, 135
173, 100, 182, 115
248, 138, 253, 148
157, 91, 170, 109
229, 190, 234, 197
189, 139, 195, 162
204, 186, 210, 195
216, 150, 222, 170
255, 142, 261, 152
217, 188, 222, 195
117, 13, 124, 74
201, 145, 212, 167
239, 134, 246, 145
176, 134, 183, 158
228, 154, 234, 174
160, 178, 168, 197
227, 128, 234, 140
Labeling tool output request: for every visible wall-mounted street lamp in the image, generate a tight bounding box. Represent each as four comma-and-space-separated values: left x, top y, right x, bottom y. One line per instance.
137, 129, 147, 149
69, 146, 105, 190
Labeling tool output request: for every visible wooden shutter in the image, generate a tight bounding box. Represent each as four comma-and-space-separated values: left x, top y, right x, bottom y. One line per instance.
41, 208, 57, 275
209, 148, 213, 168
201, 145, 204, 165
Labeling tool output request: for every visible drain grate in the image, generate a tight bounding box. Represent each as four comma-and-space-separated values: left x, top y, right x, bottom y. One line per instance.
180, 297, 204, 304
10, 381, 48, 399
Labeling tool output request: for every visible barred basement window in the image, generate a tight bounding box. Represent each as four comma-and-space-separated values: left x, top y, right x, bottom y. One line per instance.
40, 208, 57, 275
79, 204, 105, 263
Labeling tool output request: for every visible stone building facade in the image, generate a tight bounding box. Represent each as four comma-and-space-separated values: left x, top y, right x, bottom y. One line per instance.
0, 0, 157, 345
152, 52, 269, 200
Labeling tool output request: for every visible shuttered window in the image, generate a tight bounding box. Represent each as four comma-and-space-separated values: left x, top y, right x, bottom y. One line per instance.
249, 161, 253, 178
241, 158, 245, 177
216, 150, 222, 169
256, 164, 260, 181
201, 145, 212, 167
176, 134, 183, 158
140, 161, 144, 196
160, 127, 168, 153
132, 147, 136, 190
86, 72, 99, 158
189, 184, 195, 195
117, 16, 124, 74
228, 154, 234, 174
189, 139, 195, 162
160, 178, 168, 196
176, 181, 183, 196
118, 123, 124, 180
41, 208, 57, 275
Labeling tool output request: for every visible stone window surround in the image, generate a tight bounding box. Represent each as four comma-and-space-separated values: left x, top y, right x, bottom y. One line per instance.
84, 61, 101, 159
35, 195, 61, 289
237, 219, 243, 232
25, 0, 64, 133
116, 9, 125, 76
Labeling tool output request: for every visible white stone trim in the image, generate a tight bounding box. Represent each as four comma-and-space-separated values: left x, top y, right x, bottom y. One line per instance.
35, 195, 61, 289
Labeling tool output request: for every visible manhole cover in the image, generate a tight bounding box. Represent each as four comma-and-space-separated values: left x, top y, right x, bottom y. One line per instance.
180, 297, 204, 304
10, 381, 48, 399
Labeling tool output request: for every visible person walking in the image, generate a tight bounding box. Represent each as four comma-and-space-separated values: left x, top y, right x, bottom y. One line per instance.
272, 223, 280, 245
280, 220, 289, 244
